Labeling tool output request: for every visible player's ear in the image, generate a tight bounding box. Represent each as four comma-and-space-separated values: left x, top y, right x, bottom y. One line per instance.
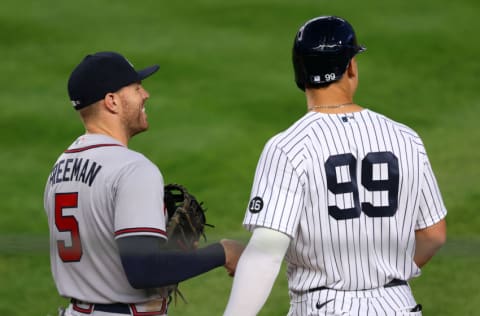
346, 58, 357, 79
103, 92, 120, 114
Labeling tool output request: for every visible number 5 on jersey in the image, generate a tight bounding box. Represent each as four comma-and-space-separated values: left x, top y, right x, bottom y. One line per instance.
55, 192, 83, 262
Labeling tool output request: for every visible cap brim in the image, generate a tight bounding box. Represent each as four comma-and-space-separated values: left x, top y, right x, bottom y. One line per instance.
138, 65, 160, 80
357, 45, 367, 53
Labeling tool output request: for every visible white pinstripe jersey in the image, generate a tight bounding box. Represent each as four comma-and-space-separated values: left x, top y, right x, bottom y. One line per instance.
244, 109, 447, 292
44, 134, 168, 303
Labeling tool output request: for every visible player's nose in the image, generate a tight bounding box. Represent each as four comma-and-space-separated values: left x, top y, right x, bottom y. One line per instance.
140, 86, 150, 99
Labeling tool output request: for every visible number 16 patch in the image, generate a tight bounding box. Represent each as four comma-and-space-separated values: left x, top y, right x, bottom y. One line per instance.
248, 196, 264, 213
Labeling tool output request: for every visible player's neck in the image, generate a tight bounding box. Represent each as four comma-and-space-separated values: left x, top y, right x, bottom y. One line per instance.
84, 123, 129, 147
305, 88, 362, 114
307, 103, 363, 114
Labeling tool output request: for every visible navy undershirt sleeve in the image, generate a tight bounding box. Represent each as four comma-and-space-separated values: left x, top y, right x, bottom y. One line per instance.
117, 236, 226, 289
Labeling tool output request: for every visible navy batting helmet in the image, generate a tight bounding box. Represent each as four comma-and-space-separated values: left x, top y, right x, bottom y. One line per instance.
292, 16, 366, 91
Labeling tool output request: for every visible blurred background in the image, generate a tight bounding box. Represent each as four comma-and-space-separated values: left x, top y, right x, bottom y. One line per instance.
0, 0, 479, 315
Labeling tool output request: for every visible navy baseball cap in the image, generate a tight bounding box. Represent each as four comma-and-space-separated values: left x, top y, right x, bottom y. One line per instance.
67, 51, 159, 110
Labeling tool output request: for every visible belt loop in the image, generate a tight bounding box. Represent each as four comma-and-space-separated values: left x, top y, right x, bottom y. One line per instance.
71, 299, 94, 314
129, 298, 167, 315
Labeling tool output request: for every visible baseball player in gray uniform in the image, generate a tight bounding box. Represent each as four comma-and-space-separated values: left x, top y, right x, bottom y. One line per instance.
223, 16, 447, 315
44, 51, 243, 316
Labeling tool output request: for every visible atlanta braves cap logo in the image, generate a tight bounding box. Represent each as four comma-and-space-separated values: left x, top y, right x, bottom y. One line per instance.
248, 196, 264, 213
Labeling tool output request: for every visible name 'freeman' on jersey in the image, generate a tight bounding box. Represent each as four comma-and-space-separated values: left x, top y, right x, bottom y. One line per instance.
49, 158, 102, 187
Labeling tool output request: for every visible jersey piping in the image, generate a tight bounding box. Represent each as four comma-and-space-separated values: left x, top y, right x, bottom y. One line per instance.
64, 143, 124, 153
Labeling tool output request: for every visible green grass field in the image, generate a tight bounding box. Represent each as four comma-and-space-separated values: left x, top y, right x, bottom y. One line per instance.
1, 0, 479, 315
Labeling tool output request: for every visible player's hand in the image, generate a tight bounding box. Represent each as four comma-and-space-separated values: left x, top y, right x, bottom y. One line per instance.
220, 239, 245, 277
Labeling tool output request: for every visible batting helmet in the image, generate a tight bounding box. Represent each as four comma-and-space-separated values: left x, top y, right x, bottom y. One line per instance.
292, 16, 366, 91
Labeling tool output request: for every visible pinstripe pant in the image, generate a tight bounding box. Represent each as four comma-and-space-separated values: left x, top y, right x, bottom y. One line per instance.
287, 284, 421, 316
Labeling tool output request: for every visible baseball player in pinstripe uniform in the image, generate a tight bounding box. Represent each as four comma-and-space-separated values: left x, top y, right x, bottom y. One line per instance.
224, 16, 447, 316
44, 51, 243, 316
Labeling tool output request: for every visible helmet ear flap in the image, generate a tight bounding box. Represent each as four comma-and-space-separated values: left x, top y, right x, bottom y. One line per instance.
292, 16, 366, 90
292, 51, 307, 91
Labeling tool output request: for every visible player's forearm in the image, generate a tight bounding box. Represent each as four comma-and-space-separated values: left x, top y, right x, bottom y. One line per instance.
414, 219, 447, 267
414, 240, 443, 268
117, 236, 225, 289
224, 228, 290, 316
223, 250, 281, 315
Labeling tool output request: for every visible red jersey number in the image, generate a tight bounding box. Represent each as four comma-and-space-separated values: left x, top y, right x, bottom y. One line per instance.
55, 193, 83, 262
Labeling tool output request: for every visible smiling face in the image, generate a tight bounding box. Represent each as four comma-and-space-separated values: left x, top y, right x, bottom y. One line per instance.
116, 82, 151, 138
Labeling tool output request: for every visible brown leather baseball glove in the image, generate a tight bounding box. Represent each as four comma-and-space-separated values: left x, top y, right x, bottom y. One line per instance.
164, 183, 211, 251
163, 184, 213, 304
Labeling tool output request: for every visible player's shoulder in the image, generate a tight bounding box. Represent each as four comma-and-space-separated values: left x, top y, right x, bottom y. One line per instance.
365, 109, 423, 142
106, 146, 163, 184
265, 112, 318, 149
113, 146, 159, 173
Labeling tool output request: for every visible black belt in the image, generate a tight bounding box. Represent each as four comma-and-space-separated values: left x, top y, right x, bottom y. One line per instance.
383, 278, 408, 288
308, 278, 408, 293
94, 303, 131, 314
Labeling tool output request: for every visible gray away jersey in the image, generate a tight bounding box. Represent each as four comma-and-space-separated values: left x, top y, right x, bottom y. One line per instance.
244, 109, 447, 292
44, 134, 167, 303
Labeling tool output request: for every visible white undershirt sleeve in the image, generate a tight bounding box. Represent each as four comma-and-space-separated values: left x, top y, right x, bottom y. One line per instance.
223, 227, 291, 316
